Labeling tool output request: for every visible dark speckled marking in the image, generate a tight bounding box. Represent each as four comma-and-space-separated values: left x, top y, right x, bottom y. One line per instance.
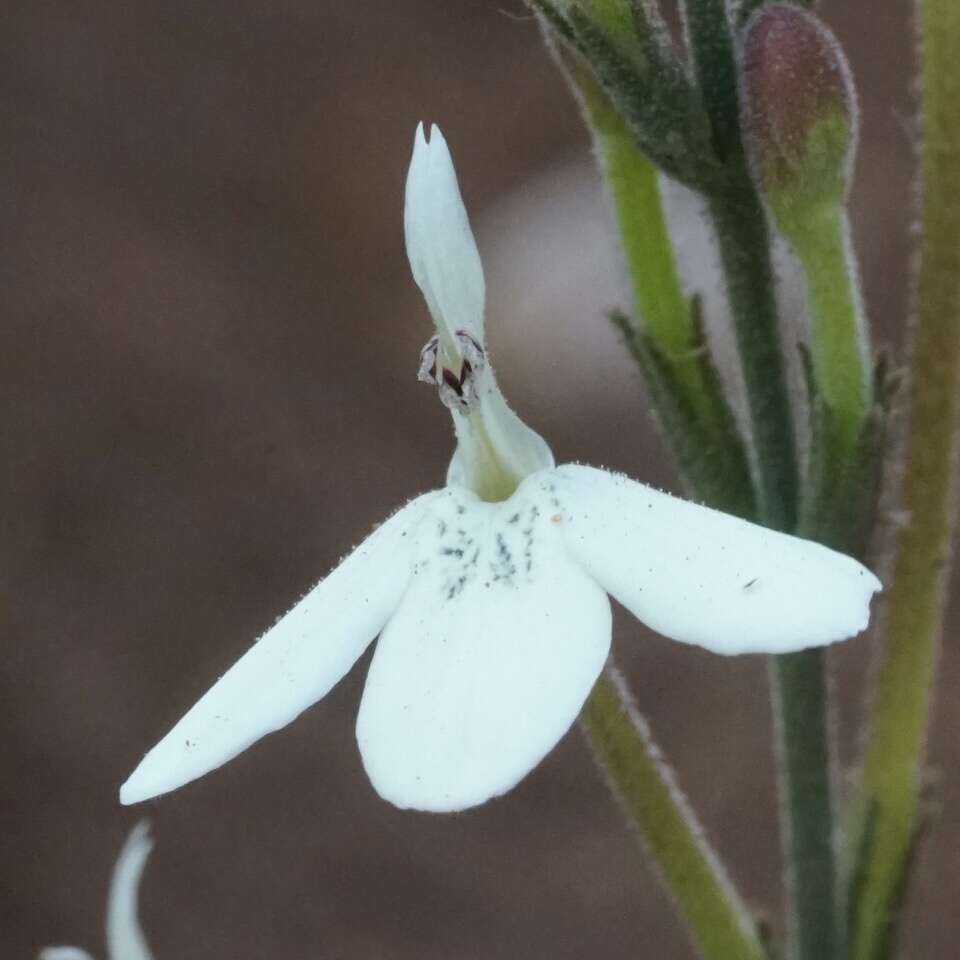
425, 488, 552, 602
447, 574, 468, 600
491, 532, 518, 585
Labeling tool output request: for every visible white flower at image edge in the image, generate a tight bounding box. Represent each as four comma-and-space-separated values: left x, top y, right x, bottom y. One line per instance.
39, 821, 154, 960
120, 123, 880, 814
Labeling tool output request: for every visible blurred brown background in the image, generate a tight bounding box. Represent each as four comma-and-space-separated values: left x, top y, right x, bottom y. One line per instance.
3, 2, 954, 958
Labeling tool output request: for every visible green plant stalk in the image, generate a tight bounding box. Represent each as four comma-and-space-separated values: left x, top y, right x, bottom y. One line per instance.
769, 650, 839, 960
852, 2, 960, 957
775, 198, 871, 958
683, 0, 798, 527
587, 89, 694, 363
707, 188, 799, 530
582, 669, 767, 960
788, 205, 871, 454
684, 3, 839, 958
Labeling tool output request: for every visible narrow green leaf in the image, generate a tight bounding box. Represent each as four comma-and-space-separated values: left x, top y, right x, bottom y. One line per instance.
799, 351, 892, 555
612, 308, 756, 519
563, 6, 723, 189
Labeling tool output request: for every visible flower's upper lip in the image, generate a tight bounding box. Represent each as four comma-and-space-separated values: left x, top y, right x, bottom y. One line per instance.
405, 123, 486, 356
406, 122, 554, 503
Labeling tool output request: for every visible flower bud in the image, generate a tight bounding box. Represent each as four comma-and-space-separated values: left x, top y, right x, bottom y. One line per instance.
740, 4, 857, 227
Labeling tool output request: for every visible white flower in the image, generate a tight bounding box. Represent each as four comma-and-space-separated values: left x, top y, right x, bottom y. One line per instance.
40, 821, 154, 960
120, 124, 880, 814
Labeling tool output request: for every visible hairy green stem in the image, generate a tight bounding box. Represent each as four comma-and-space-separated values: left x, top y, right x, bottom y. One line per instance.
684, 3, 838, 958
712, 157, 840, 960
789, 205, 871, 453
707, 188, 799, 530
684, 0, 799, 525
777, 202, 873, 960
585, 82, 694, 362
582, 669, 767, 960
852, 2, 960, 957
770, 651, 839, 960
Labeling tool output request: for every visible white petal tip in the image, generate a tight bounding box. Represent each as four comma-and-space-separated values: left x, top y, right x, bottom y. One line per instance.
410, 122, 452, 176
119, 767, 166, 807
127, 818, 153, 843
365, 766, 507, 815
413, 121, 444, 148
118, 782, 143, 807
404, 119, 485, 343
38, 949, 96, 960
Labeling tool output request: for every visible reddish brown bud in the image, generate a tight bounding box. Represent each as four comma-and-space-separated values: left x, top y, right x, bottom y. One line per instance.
740, 4, 857, 226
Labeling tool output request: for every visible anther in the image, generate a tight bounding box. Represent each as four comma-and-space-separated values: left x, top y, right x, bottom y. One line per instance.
418, 336, 440, 385
417, 331, 487, 413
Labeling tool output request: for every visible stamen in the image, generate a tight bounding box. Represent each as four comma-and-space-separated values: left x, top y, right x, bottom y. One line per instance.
417, 330, 487, 413
418, 336, 440, 385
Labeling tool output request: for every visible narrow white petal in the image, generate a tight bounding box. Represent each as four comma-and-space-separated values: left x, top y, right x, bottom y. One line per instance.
551, 465, 880, 655
404, 123, 485, 347
106, 821, 154, 960
121, 494, 436, 804
38, 949, 96, 960
356, 485, 610, 812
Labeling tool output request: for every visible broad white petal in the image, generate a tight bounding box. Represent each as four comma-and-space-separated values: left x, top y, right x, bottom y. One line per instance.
38, 949, 95, 960
404, 123, 485, 347
106, 821, 154, 960
356, 484, 610, 812
551, 464, 880, 655
121, 494, 436, 804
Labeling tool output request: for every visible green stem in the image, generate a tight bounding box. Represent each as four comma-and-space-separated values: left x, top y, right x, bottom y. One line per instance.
770, 651, 839, 960
789, 205, 871, 453
582, 669, 767, 960
685, 0, 798, 526
684, 4, 837, 959
707, 188, 799, 530
772, 203, 873, 960
589, 98, 694, 362
852, 2, 960, 957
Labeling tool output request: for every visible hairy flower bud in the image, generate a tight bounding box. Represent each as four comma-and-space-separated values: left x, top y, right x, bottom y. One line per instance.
740, 4, 857, 227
